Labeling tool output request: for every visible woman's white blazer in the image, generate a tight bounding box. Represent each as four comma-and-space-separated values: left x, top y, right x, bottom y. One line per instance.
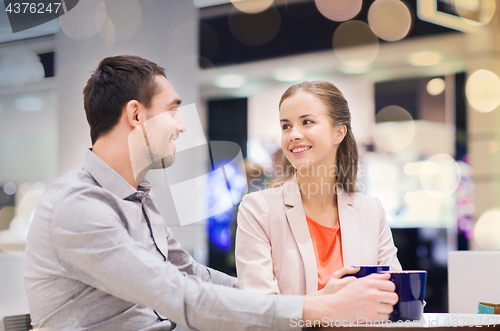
235, 176, 402, 295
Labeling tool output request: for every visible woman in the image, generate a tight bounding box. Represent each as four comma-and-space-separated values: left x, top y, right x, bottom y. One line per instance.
235, 81, 401, 295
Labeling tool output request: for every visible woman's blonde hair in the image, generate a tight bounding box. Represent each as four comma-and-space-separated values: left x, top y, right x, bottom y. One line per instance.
269, 81, 359, 193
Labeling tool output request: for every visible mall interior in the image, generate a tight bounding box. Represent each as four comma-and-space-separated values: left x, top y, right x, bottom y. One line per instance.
0, 0, 499, 320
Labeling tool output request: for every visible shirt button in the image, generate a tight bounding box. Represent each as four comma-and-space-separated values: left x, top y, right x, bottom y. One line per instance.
137, 192, 143, 198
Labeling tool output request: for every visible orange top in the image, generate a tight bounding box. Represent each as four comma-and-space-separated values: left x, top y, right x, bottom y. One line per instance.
306, 215, 343, 291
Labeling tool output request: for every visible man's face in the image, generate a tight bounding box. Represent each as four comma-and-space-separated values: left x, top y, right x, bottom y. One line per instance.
140, 75, 186, 170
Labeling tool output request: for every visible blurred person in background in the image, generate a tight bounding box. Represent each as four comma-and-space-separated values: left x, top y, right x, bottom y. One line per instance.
236, 81, 402, 295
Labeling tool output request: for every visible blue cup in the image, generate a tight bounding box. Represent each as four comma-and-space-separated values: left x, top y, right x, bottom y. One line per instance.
343, 265, 390, 278
385, 271, 427, 321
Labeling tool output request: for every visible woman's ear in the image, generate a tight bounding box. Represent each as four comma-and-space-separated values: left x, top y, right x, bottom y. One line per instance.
334, 125, 347, 144
125, 100, 142, 129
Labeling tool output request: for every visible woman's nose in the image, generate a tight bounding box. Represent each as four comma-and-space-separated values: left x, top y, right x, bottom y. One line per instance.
289, 126, 302, 141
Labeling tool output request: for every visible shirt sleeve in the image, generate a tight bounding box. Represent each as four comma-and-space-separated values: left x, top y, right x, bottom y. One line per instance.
375, 197, 403, 271
165, 225, 239, 288
235, 193, 281, 295
50, 187, 302, 330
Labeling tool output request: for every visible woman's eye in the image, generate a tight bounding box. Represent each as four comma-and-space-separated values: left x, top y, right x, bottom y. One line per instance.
303, 119, 313, 125
282, 124, 291, 130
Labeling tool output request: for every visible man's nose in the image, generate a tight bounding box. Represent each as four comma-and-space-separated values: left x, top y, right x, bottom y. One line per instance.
176, 113, 187, 133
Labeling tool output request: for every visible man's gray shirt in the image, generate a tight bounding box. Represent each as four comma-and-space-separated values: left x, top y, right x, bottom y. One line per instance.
24, 150, 303, 330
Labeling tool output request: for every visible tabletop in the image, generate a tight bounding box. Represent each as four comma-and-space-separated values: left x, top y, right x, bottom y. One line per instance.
304, 313, 500, 329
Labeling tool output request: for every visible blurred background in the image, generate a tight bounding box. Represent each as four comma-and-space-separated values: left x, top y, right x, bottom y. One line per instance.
0, 0, 500, 316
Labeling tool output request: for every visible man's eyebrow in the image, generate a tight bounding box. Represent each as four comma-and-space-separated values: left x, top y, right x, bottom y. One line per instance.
170, 98, 182, 106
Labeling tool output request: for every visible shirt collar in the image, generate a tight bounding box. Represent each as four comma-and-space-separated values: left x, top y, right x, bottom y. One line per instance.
82, 149, 151, 201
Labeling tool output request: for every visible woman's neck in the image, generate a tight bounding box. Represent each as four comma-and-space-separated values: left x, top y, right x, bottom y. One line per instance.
296, 166, 337, 212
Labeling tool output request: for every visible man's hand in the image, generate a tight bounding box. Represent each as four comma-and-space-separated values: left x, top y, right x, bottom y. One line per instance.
302, 273, 398, 324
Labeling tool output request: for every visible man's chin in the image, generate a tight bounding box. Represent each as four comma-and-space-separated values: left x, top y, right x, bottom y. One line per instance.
150, 155, 175, 170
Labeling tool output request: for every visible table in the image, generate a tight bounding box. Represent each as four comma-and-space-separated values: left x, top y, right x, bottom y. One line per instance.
304, 313, 500, 329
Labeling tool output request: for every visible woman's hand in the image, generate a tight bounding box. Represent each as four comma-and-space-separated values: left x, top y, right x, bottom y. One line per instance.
309, 266, 360, 296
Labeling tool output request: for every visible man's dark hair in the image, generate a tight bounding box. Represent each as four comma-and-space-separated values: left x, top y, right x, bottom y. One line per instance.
83, 55, 166, 144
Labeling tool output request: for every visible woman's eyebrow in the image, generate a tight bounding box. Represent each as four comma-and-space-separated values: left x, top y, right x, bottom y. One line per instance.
300, 114, 316, 118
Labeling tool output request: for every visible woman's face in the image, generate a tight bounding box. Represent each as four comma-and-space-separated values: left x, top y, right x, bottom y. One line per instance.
280, 91, 345, 172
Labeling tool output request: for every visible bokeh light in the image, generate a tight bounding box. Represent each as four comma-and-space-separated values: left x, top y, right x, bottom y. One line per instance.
104, 0, 142, 42
489, 141, 498, 154
456, 0, 496, 25
17, 191, 42, 220
404, 161, 440, 176
99, 15, 116, 47
372, 105, 415, 153
368, 0, 412, 41
427, 78, 446, 96
31, 181, 46, 195
420, 154, 461, 198
474, 208, 500, 251
59, 0, 106, 40
408, 51, 441, 66
169, 21, 199, 59
465, 69, 500, 113
333, 20, 379, 71
315, 0, 362, 22
3, 183, 16, 196
231, 0, 274, 14
0, 206, 15, 231
228, 6, 281, 46
18, 183, 31, 196
273, 68, 304, 82
215, 74, 247, 89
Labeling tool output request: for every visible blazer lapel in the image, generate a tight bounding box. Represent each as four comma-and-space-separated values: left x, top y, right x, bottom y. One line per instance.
338, 189, 361, 267
283, 177, 318, 294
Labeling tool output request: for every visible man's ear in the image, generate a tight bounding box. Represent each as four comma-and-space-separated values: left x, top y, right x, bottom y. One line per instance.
335, 125, 347, 144
124, 100, 142, 129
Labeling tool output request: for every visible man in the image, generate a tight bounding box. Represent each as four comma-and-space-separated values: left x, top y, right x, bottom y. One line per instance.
24, 55, 397, 330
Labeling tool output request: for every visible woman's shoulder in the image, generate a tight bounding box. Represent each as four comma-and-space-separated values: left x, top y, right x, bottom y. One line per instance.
241, 185, 285, 206
345, 191, 381, 209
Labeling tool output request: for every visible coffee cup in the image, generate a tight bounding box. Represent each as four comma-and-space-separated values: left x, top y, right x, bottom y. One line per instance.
342, 265, 390, 278
384, 270, 427, 321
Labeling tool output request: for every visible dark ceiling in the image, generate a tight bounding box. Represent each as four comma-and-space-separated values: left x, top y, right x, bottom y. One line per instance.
200, 0, 457, 68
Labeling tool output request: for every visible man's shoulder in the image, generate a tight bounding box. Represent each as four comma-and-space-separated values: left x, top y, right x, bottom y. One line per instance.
36, 166, 120, 221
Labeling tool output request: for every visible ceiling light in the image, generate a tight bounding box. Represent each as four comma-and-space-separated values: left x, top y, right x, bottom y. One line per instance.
339, 61, 370, 74
214, 74, 247, 89
273, 68, 304, 82
15, 96, 45, 112
408, 51, 442, 66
